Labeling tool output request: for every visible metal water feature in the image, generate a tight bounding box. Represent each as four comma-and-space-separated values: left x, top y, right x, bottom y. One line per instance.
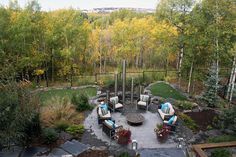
122, 60, 126, 104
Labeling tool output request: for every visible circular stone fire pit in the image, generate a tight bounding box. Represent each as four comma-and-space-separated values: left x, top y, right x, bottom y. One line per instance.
126, 113, 145, 126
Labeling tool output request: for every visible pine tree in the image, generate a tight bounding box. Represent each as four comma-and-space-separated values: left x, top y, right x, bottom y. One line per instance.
201, 63, 219, 107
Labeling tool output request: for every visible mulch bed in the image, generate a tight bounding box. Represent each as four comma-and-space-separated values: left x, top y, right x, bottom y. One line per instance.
78, 150, 110, 157
185, 109, 218, 131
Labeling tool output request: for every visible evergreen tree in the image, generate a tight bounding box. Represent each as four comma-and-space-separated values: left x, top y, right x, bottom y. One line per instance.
201, 63, 219, 107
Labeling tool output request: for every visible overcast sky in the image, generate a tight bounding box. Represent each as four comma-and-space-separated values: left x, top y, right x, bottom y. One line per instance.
0, 0, 159, 10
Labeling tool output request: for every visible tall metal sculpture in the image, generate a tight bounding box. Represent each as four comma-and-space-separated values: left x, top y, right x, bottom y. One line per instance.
115, 72, 118, 96
122, 60, 126, 104
131, 77, 134, 104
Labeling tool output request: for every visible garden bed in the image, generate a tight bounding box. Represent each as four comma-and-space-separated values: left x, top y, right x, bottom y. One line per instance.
185, 109, 217, 131
78, 149, 109, 157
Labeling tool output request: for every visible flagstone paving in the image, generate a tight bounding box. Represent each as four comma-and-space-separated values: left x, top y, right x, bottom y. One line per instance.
84, 105, 177, 149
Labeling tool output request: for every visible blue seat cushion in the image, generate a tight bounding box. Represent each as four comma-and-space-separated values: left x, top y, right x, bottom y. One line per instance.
106, 120, 116, 129
168, 115, 176, 125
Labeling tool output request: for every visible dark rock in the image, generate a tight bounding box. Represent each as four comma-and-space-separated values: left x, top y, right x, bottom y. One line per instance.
188, 131, 208, 144
204, 129, 222, 137
94, 146, 107, 151
223, 129, 235, 135
21, 147, 49, 157
188, 134, 203, 144
49, 148, 71, 157
81, 130, 107, 147
191, 107, 201, 112
0, 146, 22, 157
59, 131, 73, 141
60, 140, 89, 156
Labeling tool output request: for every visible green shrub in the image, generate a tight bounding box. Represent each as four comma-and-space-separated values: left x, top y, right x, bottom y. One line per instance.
156, 124, 163, 131
66, 124, 85, 135
119, 152, 131, 157
42, 128, 58, 144
71, 93, 93, 111
0, 81, 41, 146
219, 106, 236, 134
179, 113, 198, 131
176, 101, 194, 110
103, 79, 115, 88
207, 135, 236, 143
211, 148, 232, 157
133, 75, 144, 84
207, 125, 213, 130
54, 120, 70, 131
24, 113, 41, 142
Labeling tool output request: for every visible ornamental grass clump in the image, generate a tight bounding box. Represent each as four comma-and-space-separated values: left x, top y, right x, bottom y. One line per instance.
40, 97, 78, 127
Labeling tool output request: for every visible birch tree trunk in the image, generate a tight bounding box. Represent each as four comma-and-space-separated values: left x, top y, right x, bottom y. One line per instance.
215, 0, 219, 99
215, 38, 219, 98
176, 52, 179, 70
187, 60, 194, 93
179, 47, 184, 71
226, 57, 234, 99
229, 64, 236, 103
178, 45, 184, 88
226, 55, 236, 102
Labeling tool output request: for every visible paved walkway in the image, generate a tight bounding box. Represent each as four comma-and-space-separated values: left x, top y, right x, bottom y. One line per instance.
84, 106, 177, 149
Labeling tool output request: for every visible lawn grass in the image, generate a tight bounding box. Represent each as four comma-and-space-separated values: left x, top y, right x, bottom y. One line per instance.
38, 87, 97, 105
150, 82, 187, 100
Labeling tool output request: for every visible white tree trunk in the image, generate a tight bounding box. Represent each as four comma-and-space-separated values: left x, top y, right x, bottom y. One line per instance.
215, 0, 220, 98
176, 52, 179, 70
229, 65, 236, 102
187, 61, 194, 93
178, 46, 184, 87
226, 55, 236, 102
179, 47, 184, 71
215, 38, 219, 97
226, 57, 235, 99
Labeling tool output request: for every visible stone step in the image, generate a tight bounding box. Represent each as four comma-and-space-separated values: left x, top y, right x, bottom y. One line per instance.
60, 140, 89, 156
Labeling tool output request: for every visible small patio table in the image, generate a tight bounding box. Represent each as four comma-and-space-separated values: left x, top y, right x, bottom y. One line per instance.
126, 113, 145, 126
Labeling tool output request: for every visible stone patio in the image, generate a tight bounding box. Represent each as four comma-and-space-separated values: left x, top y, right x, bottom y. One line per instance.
84, 102, 178, 149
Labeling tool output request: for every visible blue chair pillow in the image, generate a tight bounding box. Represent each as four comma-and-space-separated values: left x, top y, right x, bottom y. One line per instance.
161, 103, 169, 113
168, 115, 176, 125
101, 104, 108, 111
